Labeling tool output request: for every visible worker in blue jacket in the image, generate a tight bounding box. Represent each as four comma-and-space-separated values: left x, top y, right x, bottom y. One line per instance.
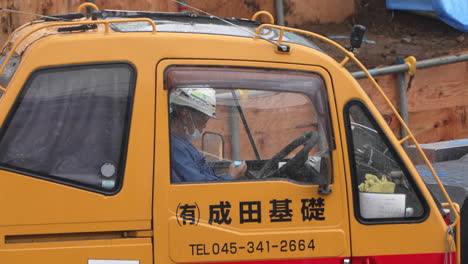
170, 87, 247, 182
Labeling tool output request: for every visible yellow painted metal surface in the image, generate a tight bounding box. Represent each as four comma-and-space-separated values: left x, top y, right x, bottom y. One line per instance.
153, 59, 350, 262
0, 29, 155, 263
2, 238, 152, 264
327, 61, 456, 256
0, 8, 458, 264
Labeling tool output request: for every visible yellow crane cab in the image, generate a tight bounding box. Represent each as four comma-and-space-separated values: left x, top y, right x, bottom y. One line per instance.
0, 3, 462, 264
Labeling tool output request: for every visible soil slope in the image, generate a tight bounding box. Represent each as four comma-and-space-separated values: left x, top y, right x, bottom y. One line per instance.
298, 0, 467, 70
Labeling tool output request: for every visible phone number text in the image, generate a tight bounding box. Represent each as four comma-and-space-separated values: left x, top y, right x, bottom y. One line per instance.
189, 239, 316, 256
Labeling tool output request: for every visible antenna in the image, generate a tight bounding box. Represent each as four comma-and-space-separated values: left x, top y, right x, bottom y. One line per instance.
169, 0, 290, 52
0, 8, 74, 21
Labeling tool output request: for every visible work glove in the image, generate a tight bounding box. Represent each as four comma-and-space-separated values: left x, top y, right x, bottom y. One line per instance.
358, 174, 395, 193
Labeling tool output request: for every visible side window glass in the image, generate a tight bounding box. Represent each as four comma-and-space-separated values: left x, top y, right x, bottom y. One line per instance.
0, 51, 20, 89
346, 102, 426, 221
0, 63, 135, 193
167, 66, 333, 185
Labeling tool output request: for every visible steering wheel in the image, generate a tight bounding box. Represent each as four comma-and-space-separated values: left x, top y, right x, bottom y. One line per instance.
258, 131, 319, 179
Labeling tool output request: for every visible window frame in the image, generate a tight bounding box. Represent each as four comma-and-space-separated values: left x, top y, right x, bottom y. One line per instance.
0, 62, 137, 195
165, 64, 335, 185
344, 100, 429, 224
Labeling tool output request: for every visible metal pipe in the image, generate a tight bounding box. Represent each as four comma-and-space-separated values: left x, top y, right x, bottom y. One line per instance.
229, 106, 240, 160
85, 0, 96, 17
352, 53, 468, 79
230, 90, 261, 160
396, 56, 408, 146
275, 0, 285, 26
178, 0, 188, 13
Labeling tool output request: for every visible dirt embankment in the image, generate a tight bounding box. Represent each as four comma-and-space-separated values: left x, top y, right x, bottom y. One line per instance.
298, 0, 467, 70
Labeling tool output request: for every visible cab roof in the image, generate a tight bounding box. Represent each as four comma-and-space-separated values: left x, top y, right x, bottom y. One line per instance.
93, 9, 322, 51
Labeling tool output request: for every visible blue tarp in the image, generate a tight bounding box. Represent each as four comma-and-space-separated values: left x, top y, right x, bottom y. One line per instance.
386, 0, 468, 32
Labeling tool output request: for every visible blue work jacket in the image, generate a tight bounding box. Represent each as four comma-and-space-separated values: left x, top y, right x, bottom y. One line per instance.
171, 132, 232, 182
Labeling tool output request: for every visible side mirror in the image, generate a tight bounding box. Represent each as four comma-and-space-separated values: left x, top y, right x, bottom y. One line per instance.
201, 131, 225, 161
348, 25, 366, 51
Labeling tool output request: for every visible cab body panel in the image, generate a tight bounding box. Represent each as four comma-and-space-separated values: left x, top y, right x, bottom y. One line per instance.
0, 11, 457, 264
154, 58, 350, 263
330, 65, 454, 260
0, 34, 155, 263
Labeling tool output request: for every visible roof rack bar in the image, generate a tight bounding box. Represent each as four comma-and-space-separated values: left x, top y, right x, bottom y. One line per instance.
251, 11, 275, 24
399, 135, 411, 145
76, 3, 99, 14
339, 56, 350, 67
0, 18, 157, 80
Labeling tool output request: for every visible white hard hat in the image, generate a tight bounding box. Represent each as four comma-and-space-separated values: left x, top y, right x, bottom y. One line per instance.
170, 87, 218, 119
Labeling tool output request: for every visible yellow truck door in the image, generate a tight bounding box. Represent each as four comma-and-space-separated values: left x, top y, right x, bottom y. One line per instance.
154, 59, 351, 263
0, 37, 155, 263
335, 78, 456, 263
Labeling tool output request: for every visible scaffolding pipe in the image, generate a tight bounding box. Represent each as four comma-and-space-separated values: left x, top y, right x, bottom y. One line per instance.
230, 106, 240, 160
275, 0, 285, 26
396, 57, 409, 146
352, 53, 468, 79
177, 0, 188, 13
